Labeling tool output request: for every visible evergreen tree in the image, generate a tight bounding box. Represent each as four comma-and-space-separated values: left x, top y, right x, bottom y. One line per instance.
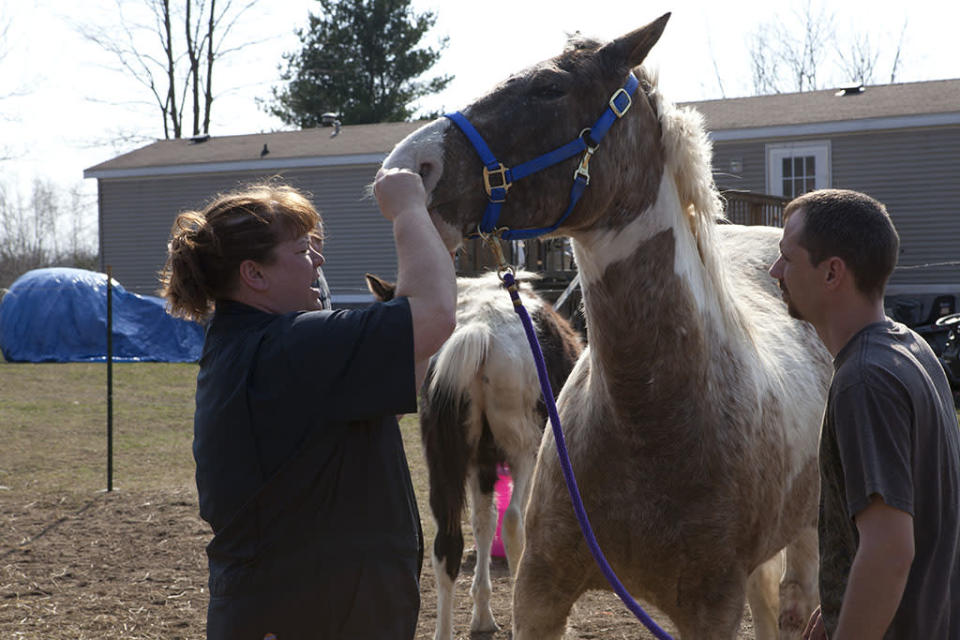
267, 0, 452, 126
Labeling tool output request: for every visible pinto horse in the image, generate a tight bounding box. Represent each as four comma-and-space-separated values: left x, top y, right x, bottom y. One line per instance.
366, 271, 581, 640
382, 13, 832, 639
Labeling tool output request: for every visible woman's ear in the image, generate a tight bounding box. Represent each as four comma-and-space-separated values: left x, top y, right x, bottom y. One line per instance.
239, 259, 269, 291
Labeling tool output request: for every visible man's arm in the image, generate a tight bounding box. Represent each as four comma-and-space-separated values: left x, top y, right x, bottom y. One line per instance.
374, 168, 457, 388
832, 495, 914, 639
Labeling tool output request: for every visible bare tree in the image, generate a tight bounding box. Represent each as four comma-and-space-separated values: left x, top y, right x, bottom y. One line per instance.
789, 2, 834, 91
835, 20, 909, 87
747, 4, 911, 95
749, 26, 782, 95
76, 0, 262, 139
747, 1, 835, 94
0, 180, 98, 289
889, 20, 908, 84
706, 32, 727, 98
837, 32, 880, 86
0, 7, 31, 161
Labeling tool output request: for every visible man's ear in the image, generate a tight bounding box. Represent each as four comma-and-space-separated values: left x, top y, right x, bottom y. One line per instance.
239, 259, 269, 291
823, 256, 846, 290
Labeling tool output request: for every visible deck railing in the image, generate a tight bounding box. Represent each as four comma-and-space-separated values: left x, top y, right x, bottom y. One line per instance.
720, 190, 790, 228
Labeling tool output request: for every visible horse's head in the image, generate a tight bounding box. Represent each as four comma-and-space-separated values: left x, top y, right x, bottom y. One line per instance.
383, 13, 671, 249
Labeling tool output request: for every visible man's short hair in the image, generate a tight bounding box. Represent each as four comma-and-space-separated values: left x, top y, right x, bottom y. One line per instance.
784, 189, 899, 300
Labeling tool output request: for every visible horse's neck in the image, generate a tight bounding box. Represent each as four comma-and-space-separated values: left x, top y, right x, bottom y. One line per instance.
571, 173, 746, 404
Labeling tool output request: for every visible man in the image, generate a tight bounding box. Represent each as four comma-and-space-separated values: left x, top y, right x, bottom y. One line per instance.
768, 189, 960, 639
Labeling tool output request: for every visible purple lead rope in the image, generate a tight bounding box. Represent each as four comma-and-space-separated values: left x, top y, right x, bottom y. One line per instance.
502, 272, 674, 640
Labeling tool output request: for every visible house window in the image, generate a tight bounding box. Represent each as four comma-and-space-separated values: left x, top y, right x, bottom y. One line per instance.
766, 142, 830, 198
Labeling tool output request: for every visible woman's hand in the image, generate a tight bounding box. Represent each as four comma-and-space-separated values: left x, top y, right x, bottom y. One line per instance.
373, 168, 427, 222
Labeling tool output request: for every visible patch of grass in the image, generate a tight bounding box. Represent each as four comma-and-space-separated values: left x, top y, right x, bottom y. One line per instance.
0, 359, 460, 554
0, 362, 198, 497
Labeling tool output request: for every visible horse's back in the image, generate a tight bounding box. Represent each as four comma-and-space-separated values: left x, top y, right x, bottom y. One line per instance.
717, 222, 831, 485
716, 223, 782, 298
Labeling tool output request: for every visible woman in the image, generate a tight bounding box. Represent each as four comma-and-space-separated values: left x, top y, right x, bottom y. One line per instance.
161, 170, 456, 639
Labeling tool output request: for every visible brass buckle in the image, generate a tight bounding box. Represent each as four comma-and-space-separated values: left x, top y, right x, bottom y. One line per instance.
477, 225, 514, 281
483, 163, 512, 201
609, 88, 632, 118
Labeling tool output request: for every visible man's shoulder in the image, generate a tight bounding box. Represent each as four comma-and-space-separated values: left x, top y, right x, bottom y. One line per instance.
831, 325, 907, 395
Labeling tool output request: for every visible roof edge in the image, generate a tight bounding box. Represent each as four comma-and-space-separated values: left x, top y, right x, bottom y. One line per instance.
707, 112, 960, 141
83, 152, 387, 180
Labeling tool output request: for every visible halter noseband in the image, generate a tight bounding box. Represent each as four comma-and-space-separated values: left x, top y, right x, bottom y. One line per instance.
444, 72, 639, 241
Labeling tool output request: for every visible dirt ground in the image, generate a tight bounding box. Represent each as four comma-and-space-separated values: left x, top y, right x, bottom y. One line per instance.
0, 487, 762, 639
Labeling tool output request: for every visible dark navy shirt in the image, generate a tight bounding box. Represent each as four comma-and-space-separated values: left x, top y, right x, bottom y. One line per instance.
193, 298, 421, 639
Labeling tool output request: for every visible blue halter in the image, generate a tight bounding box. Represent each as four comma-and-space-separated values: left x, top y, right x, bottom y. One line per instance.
444, 72, 640, 241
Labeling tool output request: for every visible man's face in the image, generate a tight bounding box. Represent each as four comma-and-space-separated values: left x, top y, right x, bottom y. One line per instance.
769, 209, 823, 322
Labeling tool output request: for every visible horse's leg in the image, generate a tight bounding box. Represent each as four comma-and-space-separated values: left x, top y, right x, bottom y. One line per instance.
671, 569, 752, 640
511, 469, 587, 640
468, 466, 500, 633
431, 512, 463, 640
778, 525, 819, 639
502, 453, 534, 577
420, 362, 469, 640
512, 546, 581, 640
747, 552, 783, 640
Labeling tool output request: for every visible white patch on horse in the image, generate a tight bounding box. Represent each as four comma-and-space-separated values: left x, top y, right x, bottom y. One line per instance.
572, 172, 722, 324
382, 117, 449, 197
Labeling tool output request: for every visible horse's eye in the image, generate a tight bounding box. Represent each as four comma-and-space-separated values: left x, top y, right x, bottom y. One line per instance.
532, 83, 567, 100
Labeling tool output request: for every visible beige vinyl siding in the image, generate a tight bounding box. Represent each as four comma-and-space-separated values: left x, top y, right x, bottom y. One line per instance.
98, 164, 395, 299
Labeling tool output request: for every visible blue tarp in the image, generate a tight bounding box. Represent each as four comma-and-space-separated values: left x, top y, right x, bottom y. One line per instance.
0, 268, 204, 362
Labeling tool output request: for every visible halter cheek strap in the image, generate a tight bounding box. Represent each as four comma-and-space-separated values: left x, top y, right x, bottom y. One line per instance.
444, 72, 640, 241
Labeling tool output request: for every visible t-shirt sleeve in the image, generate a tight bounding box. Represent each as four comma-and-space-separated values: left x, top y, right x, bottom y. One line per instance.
280, 297, 418, 421
833, 378, 915, 519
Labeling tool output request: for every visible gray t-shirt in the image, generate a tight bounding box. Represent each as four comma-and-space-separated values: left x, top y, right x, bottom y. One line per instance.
819, 319, 960, 638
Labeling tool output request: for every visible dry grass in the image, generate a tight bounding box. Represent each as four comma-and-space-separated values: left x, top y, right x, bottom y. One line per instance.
0, 361, 452, 639
0, 360, 437, 540
0, 361, 707, 639
11, 360, 949, 638
0, 361, 198, 495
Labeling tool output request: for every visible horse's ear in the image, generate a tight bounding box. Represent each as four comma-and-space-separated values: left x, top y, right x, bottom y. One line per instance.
365, 272, 396, 302
601, 12, 670, 69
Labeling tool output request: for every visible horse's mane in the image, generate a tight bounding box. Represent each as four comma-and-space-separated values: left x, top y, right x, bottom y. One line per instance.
648, 71, 726, 228
642, 68, 760, 349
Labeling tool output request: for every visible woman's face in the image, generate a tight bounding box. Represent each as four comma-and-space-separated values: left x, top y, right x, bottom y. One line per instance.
259, 233, 326, 314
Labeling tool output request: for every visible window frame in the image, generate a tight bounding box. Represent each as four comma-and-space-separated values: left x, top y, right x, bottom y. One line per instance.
765, 141, 831, 197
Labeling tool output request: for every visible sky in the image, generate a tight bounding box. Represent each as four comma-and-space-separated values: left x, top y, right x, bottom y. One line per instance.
1, 0, 958, 240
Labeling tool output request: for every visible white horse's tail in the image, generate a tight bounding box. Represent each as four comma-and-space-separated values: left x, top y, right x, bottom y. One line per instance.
428, 323, 491, 399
